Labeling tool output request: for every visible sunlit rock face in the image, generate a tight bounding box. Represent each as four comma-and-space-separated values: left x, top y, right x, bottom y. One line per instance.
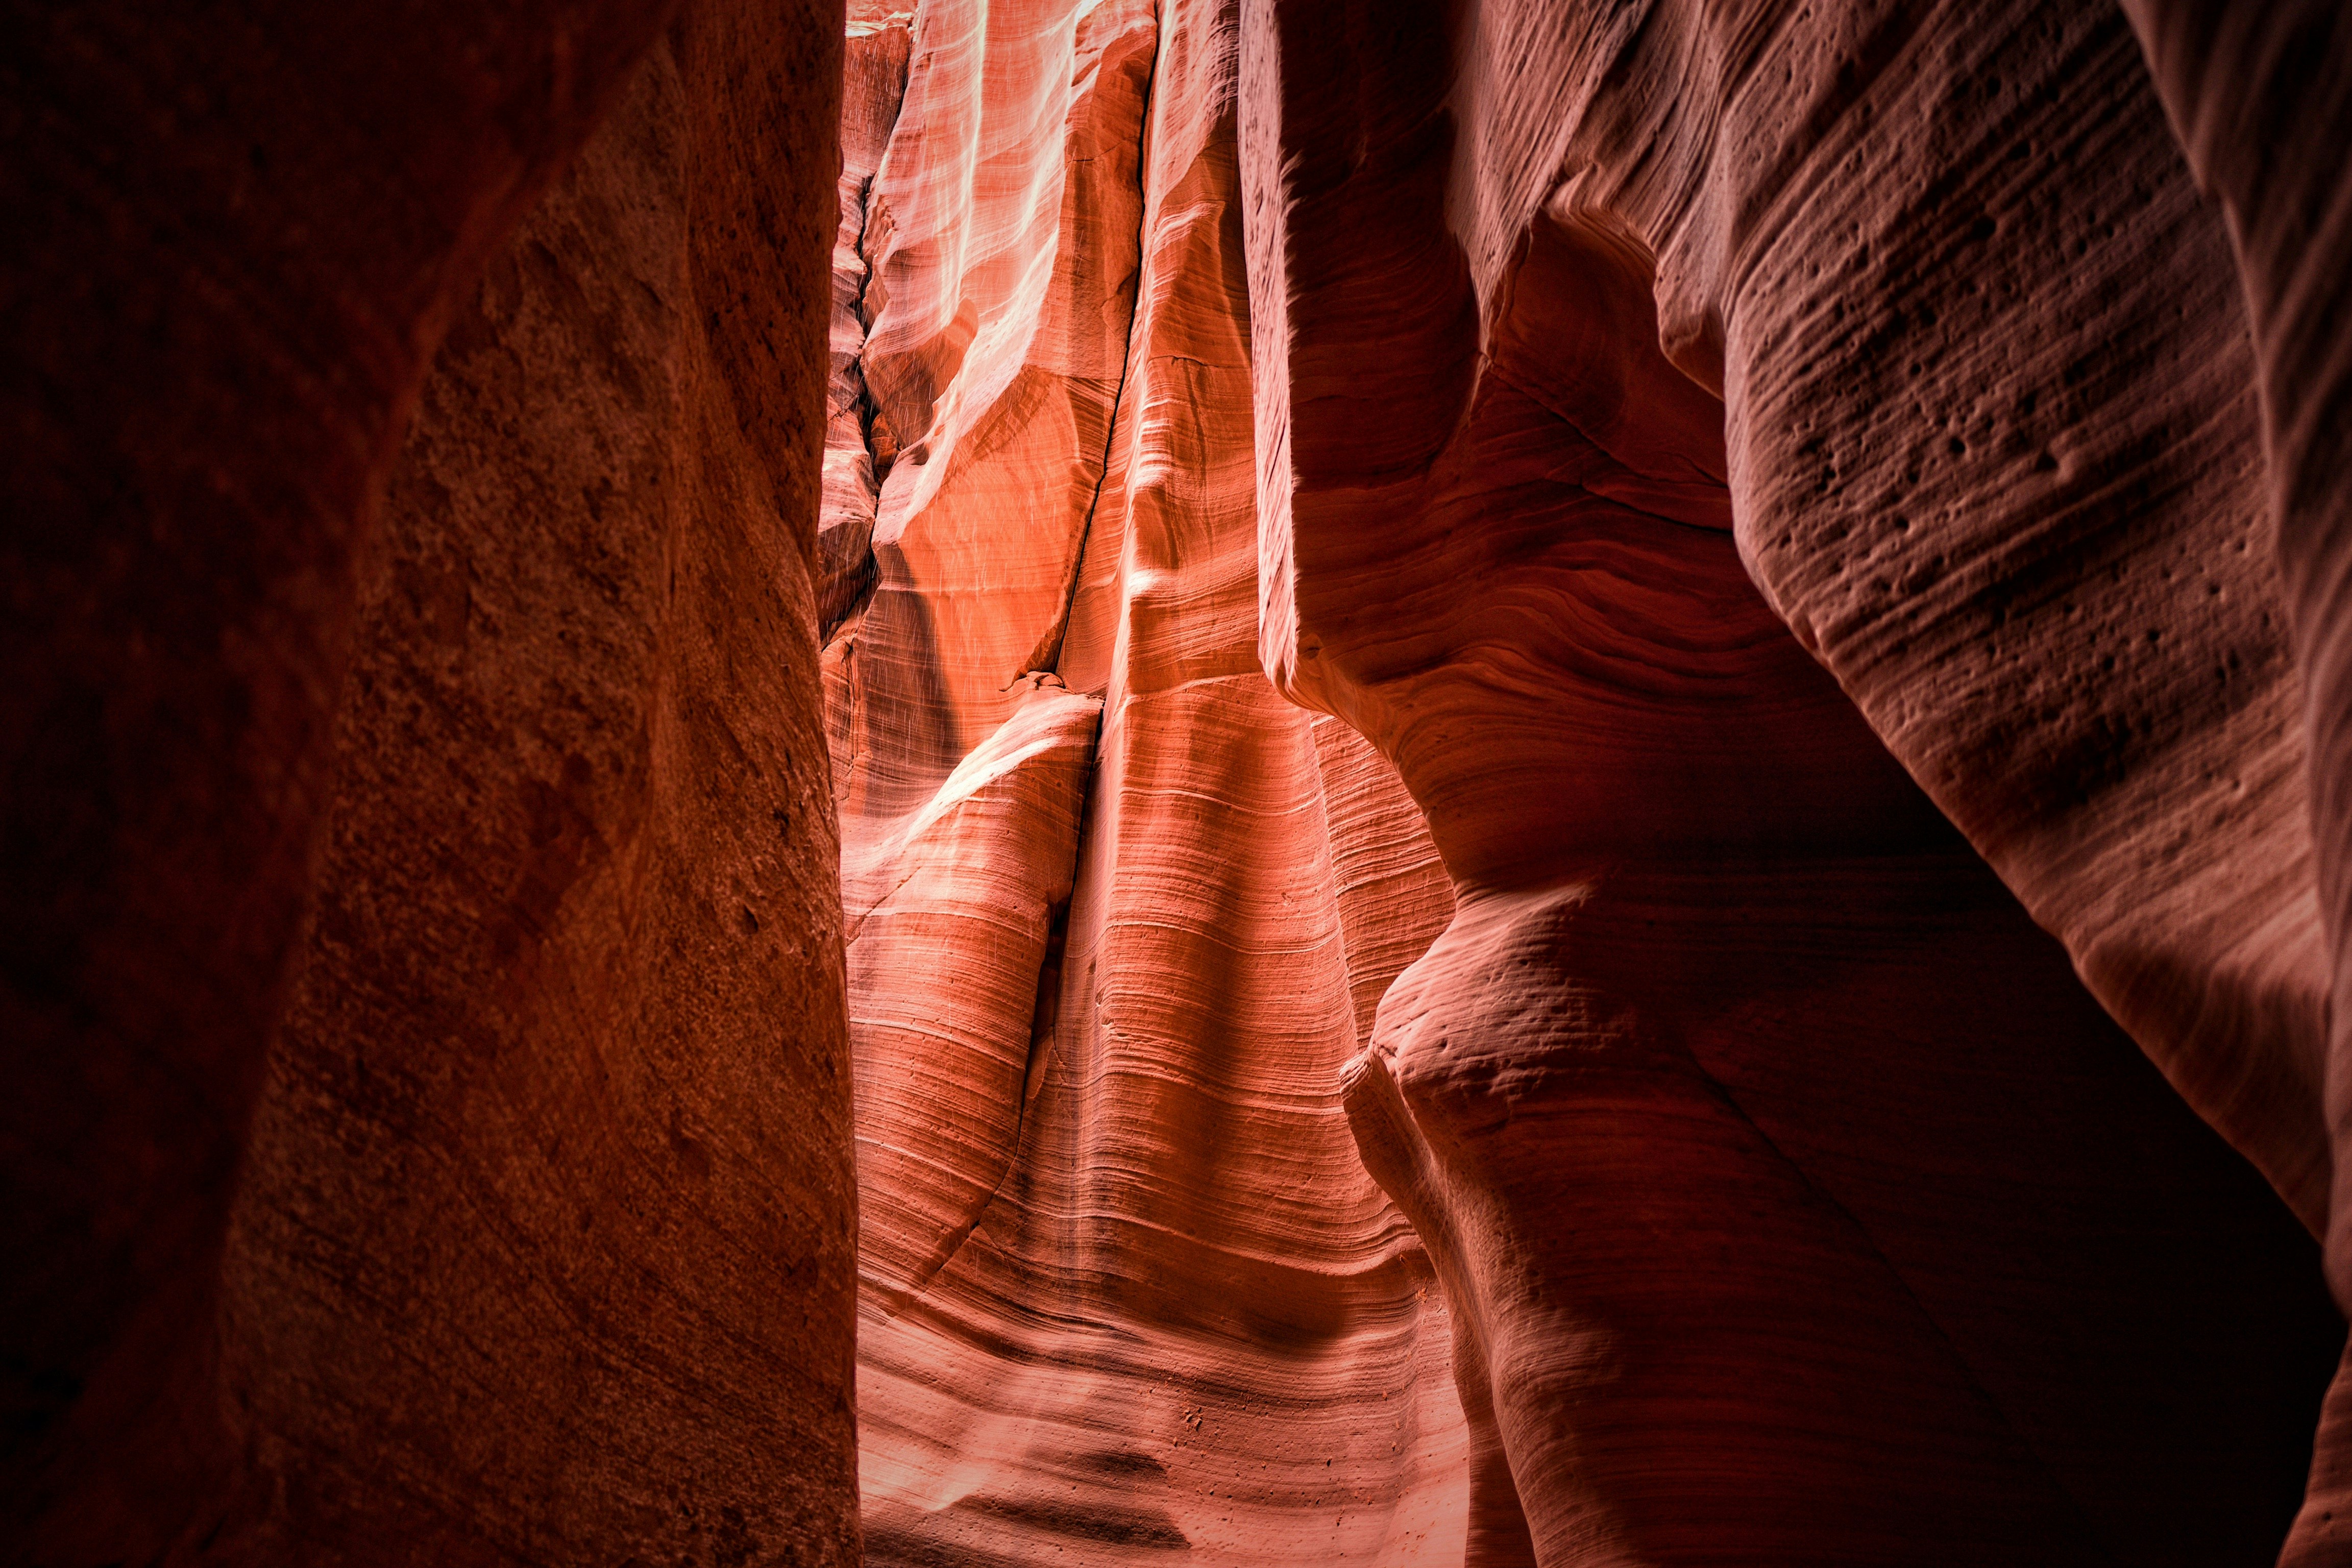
820, 14, 914, 631
824, 0, 1478, 1560
1239, 0, 2347, 1562
820, 0, 2342, 1559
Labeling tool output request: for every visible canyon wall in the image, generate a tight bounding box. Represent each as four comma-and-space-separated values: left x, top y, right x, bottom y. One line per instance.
825, 0, 1484, 1560
823, 0, 2345, 1562
0, 0, 677, 1549
9, 0, 2352, 1562
214, 11, 856, 1560
2117, 5, 2352, 1553
1239, 0, 2350, 1561
2, 1, 858, 1560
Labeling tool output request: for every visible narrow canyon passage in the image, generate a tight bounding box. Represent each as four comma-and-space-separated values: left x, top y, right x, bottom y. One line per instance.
7, 0, 2352, 1565
824, 0, 2344, 1561
824, 4, 1473, 1558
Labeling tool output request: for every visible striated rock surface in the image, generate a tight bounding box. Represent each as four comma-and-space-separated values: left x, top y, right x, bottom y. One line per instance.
1245, 0, 2330, 1230
14, 0, 2352, 1559
827, 1, 1477, 1559
2117, 7, 2352, 1555
826, 0, 1153, 811
820, 13, 914, 632
0, 1, 680, 1552
1241, 0, 2345, 1560
830, 0, 2352, 1558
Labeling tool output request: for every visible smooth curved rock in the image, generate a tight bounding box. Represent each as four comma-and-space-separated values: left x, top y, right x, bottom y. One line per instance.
844, 679, 1100, 1310
1247, 0, 2329, 1231
1240, 1, 2343, 1559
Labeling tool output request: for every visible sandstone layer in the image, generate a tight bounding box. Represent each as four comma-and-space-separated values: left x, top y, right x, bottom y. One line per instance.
10, 0, 2352, 1562
2117, 6, 2352, 1553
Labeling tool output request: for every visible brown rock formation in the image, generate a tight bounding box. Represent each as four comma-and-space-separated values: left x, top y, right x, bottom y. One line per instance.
0, 0, 675, 1550
2117, 7, 2352, 1554
217, 13, 855, 1560
3, 1, 855, 1559
1241, 0, 2344, 1561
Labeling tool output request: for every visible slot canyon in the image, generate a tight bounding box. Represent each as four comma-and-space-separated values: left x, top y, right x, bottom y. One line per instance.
6, 0, 2352, 1562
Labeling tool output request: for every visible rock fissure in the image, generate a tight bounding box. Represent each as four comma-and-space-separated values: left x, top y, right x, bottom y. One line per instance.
1028, 0, 1166, 687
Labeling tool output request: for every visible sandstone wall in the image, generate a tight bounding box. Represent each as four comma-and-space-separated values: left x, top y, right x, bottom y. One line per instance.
1, 2, 857, 1560
2118, 5, 2352, 1553
825, 1, 1480, 1559
214, 11, 856, 1560
0, 0, 676, 1551
832, 0, 2352, 1560
12, 0, 2352, 1561
1239, 0, 2347, 1561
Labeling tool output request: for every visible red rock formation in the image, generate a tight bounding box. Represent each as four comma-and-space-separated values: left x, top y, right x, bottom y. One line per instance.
826, 0, 2352, 1558
14, 0, 2352, 1559
0, 0, 677, 1551
1241, 0, 2343, 1560
2, 2, 856, 1559
2117, 8, 2352, 1555
826, 1, 1480, 1559
1246, 0, 2330, 1226
821, 12, 914, 632
214, 13, 856, 1560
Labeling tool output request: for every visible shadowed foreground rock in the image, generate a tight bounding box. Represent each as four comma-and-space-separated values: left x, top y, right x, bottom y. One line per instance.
216, 9, 856, 1560
1, 0, 857, 1560
2117, 5, 2352, 1554
0, 0, 675, 1551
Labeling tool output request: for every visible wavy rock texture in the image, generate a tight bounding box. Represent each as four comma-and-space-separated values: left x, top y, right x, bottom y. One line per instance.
827, 0, 1152, 809
1247, 0, 2330, 1228
827, 0, 1479, 1559
0, 0, 680, 1553
2116, 7, 2352, 1555
16, 0, 2352, 1560
1240, 0, 2344, 1561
